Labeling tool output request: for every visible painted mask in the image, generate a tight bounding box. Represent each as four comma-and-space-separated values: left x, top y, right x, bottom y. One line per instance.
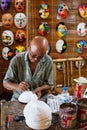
14, 13, 27, 28
74, 56, 85, 69
15, 29, 26, 42
15, 45, 25, 55
77, 22, 87, 36
2, 13, 13, 28
56, 22, 67, 37
56, 39, 67, 53
39, 3, 50, 19
14, 0, 25, 12
2, 30, 14, 46
38, 22, 50, 36
2, 47, 14, 60
0, 0, 11, 12
76, 40, 87, 54
56, 62, 64, 70
78, 4, 87, 18
57, 3, 69, 19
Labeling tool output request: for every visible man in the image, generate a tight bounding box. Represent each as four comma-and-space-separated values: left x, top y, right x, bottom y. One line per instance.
3, 36, 54, 100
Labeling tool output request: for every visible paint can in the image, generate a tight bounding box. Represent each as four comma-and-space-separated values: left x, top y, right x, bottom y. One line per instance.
59, 103, 77, 129
77, 98, 87, 122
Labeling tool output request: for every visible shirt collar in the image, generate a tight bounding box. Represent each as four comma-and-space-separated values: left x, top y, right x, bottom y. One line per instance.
24, 51, 28, 61
24, 51, 47, 62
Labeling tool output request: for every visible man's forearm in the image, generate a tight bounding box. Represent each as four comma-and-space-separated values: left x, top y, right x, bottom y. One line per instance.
3, 81, 18, 91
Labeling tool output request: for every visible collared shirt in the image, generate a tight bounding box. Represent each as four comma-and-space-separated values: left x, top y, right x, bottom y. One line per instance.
3, 51, 54, 100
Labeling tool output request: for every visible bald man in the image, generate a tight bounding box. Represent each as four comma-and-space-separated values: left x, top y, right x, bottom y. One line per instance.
3, 36, 54, 100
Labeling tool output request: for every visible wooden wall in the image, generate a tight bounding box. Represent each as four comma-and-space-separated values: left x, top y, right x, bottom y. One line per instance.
0, 0, 87, 94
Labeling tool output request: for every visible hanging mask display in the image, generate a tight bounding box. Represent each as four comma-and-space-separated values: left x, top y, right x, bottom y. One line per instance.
56, 39, 67, 53
2, 13, 13, 28
2, 30, 14, 46
56, 22, 67, 38
56, 61, 64, 71
78, 4, 87, 18
0, 0, 12, 12
15, 45, 25, 55
74, 56, 85, 69
38, 3, 50, 19
14, 0, 25, 12
57, 3, 69, 19
38, 22, 50, 36
76, 40, 87, 54
14, 13, 27, 28
2, 47, 14, 60
15, 29, 26, 42
77, 22, 87, 36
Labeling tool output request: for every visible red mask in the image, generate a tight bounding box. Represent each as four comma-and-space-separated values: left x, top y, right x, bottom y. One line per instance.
14, 0, 25, 12
15, 29, 26, 42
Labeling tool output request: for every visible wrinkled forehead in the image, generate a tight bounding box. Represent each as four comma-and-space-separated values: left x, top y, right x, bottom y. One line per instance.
29, 42, 44, 56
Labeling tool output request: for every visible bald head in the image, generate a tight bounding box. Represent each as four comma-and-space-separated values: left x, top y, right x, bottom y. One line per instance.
30, 36, 48, 56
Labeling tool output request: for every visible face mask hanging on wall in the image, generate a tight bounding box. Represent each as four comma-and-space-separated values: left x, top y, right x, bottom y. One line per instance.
2, 47, 14, 60
76, 40, 87, 54
2, 30, 14, 46
14, 13, 27, 28
0, 0, 12, 12
15, 29, 26, 42
2, 13, 13, 28
14, 0, 25, 12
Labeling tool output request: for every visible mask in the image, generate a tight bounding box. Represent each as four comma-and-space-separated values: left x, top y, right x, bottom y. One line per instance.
0, 0, 11, 12
14, 13, 27, 28
15, 29, 26, 42
74, 56, 85, 69
77, 22, 87, 36
2, 47, 14, 60
56, 22, 67, 37
78, 4, 87, 18
76, 40, 87, 54
15, 45, 25, 55
14, 0, 25, 12
2, 30, 14, 46
56, 39, 67, 53
57, 3, 69, 19
38, 3, 50, 19
56, 61, 64, 70
38, 22, 50, 36
2, 13, 13, 28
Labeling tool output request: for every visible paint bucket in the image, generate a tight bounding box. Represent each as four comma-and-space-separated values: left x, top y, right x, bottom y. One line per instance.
59, 103, 77, 129
77, 98, 87, 122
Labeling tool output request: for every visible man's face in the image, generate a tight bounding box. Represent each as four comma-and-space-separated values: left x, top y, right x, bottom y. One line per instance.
28, 45, 44, 62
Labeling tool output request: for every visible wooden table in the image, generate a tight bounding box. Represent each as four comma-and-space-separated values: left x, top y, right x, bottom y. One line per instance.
0, 101, 82, 130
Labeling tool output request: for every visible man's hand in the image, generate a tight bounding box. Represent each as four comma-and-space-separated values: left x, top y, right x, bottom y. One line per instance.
33, 87, 42, 99
17, 81, 30, 91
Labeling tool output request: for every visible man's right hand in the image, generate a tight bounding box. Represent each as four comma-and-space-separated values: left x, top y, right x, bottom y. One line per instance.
18, 81, 30, 91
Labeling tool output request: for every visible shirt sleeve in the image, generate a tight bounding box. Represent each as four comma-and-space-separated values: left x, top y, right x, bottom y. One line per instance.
3, 57, 18, 83
45, 58, 54, 88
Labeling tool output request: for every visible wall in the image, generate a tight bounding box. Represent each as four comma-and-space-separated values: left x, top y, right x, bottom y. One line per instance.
0, 0, 87, 94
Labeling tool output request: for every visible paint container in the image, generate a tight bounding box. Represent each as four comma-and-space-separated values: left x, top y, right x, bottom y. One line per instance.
75, 83, 83, 99
77, 98, 87, 122
59, 103, 77, 129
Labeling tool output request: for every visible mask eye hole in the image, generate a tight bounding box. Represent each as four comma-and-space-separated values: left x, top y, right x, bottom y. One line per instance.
16, 2, 18, 5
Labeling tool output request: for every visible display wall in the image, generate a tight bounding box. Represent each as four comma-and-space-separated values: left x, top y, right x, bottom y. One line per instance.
0, 0, 87, 94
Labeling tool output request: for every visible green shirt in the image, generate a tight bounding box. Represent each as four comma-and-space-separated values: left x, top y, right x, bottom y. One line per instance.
3, 51, 54, 100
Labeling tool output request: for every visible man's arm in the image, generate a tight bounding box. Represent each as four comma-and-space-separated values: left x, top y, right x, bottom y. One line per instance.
3, 81, 30, 92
